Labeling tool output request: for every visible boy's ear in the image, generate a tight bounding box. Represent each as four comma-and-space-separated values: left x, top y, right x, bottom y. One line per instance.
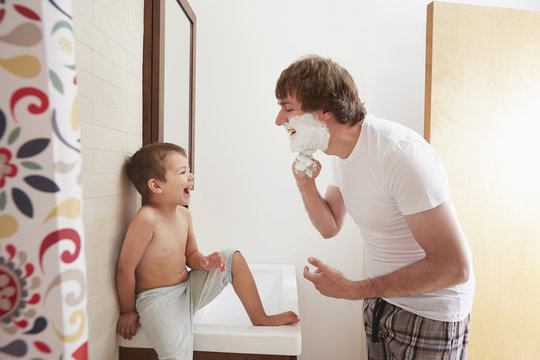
147, 178, 162, 194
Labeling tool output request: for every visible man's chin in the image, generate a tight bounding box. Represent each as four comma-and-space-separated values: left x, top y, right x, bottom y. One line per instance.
290, 131, 329, 153
285, 114, 330, 157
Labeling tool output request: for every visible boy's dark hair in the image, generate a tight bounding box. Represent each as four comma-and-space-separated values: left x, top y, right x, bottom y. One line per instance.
126, 142, 186, 201
275, 55, 366, 126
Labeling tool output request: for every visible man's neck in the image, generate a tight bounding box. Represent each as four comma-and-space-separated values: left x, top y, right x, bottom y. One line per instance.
331, 120, 363, 159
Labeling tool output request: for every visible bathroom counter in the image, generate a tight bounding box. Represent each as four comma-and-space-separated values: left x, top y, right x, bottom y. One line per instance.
119, 264, 301, 357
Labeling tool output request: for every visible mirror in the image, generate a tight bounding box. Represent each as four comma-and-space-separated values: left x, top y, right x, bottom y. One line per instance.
163, 0, 191, 155
143, 0, 196, 174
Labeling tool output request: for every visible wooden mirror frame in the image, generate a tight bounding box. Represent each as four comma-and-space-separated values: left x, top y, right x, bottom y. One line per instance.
143, 0, 196, 174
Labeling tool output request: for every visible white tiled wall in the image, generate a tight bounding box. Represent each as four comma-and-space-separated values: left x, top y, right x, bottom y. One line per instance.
72, 0, 144, 359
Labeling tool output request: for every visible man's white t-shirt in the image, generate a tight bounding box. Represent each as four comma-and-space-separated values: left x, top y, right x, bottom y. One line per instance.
329, 114, 475, 322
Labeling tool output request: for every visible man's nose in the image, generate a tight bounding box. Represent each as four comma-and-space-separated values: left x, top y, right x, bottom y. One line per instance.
275, 113, 288, 126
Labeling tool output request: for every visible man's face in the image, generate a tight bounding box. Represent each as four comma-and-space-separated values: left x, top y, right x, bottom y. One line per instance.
275, 93, 305, 127
276, 93, 330, 154
284, 113, 330, 153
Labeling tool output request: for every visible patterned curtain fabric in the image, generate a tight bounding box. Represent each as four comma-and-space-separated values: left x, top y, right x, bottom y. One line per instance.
0, 1, 88, 359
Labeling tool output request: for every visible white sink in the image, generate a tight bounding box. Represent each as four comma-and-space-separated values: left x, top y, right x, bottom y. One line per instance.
119, 263, 301, 356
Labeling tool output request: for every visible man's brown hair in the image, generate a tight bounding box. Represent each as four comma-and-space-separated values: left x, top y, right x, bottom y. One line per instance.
275, 55, 366, 125
126, 142, 186, 201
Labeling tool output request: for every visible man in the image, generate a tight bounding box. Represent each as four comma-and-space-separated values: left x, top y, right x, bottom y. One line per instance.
275, 55, 475, 359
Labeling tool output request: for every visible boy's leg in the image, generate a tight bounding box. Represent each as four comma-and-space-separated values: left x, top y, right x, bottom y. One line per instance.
229, 251, 299, 326
136, 283, 192, 360
190, 249, 299, 326
188, 249, 231, 312
228, 251, 267, 325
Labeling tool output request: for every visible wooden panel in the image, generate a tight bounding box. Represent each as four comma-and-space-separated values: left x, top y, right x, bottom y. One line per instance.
425, 2, 540, 359
119, 347, 296, 360
119, 347, 158, 360
194, 352, 295, 360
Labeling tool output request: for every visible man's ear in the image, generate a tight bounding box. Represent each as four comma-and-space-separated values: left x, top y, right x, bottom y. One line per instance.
148, 178, 162, 194
317, 109, 333, 122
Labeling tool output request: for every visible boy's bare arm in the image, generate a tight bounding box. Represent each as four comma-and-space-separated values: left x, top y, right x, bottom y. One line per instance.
183, 208, 205, 269
116, 208, 154, 338
183, 209, 226, 271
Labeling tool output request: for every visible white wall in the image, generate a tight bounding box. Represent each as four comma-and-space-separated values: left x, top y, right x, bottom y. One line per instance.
72, 0, 144, 359
187, 1, 540, 359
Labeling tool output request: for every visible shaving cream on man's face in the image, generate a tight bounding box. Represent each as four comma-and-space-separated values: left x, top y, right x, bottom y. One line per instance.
283, 113, 330, 177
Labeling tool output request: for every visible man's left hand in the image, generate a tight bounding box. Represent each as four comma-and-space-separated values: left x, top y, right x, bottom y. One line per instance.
303, 257, 357, 300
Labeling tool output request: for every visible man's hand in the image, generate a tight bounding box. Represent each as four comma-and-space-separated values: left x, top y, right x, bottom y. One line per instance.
303, 257, 358, 300
117, 311, 140, 340
201, 252, 227, 272
292, 158, 321, 188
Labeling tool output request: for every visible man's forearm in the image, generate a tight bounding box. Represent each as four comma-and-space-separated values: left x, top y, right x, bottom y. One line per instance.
299, 183, 340, 238
349, 256, 470, 300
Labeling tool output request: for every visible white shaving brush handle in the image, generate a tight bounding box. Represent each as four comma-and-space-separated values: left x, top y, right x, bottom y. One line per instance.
294, 150, 317, 178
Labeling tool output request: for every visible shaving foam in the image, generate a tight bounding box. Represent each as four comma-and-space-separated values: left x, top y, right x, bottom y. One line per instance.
284, 113, 330, 177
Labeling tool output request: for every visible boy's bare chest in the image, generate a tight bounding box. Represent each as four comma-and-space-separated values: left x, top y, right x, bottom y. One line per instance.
151, 216, 188, 249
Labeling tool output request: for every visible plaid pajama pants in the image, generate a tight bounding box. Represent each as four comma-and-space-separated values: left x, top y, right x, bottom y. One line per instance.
363, 298, 470, 360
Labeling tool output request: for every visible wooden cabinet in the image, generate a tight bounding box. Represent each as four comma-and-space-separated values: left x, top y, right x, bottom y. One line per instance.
195, 352, 296, 360
119, 347, 297, 360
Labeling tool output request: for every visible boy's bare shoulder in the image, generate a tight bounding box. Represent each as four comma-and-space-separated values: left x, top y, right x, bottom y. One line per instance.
131, 205, 159, 226
120, 205, 158, 250
176, 206, 191, 226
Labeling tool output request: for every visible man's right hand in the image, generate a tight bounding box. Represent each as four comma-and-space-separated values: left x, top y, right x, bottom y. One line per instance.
292, 158, 322, 188
117, 311, 140, 340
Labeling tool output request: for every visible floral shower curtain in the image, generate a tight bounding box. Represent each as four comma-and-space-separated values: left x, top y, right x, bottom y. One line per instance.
0, 0, 88, 359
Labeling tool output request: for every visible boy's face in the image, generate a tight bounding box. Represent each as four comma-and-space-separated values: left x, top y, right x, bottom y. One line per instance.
162, 152, 193, 206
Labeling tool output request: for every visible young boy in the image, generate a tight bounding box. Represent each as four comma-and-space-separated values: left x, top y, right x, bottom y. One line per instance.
116, 142, 299, 359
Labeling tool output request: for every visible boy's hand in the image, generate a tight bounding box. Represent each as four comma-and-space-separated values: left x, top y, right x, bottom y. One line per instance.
201, 252, 227, 272
117, 311, 140, 340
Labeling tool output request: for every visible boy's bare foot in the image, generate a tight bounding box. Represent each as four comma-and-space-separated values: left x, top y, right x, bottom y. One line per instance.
252, 311, 300, 326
